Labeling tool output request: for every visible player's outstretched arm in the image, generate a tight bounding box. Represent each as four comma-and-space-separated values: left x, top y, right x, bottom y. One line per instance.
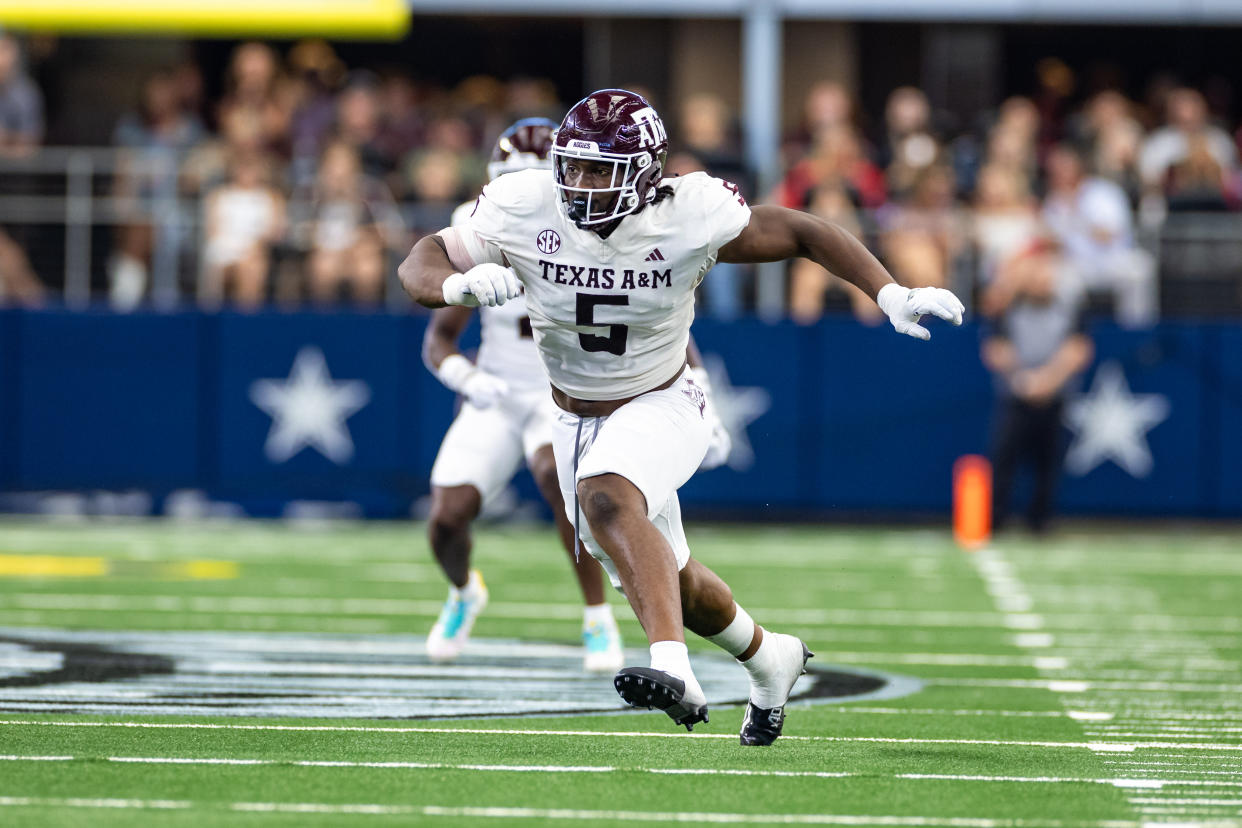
398, 234, 521, 310
718, 205, 964, 339
719, 205, 894, 299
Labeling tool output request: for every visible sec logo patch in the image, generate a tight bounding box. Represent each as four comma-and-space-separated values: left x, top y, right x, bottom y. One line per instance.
536, 229, 561, 255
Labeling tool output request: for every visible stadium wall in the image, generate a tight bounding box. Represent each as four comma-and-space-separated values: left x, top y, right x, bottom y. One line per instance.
0, 308, 1237, 520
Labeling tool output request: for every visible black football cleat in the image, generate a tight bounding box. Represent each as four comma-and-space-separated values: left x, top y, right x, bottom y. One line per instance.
739, 638, 813, 746
739, 702, 786, 746
614, 667, 709, 731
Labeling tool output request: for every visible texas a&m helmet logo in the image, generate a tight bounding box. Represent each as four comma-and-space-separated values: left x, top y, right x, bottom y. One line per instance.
630, 106, 667, 149
536, 229, 562, 255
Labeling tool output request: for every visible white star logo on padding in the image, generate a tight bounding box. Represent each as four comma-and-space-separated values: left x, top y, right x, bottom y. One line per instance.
250, 347, 371, 464
702, 354, 771, 471
1064, 360, 1169, 478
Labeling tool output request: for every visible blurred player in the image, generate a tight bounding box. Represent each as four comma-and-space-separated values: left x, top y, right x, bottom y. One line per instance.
401, 90, 964, 745
423, 118, 624, 673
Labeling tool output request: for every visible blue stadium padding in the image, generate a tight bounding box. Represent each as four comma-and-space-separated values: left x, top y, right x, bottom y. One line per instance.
680, 318, 813, 508
14, 308, 202, 488
0, 309, 16, 488
805, 317, 993, 512
1056, 323, 1208, 516
1, 308, 1239, 519
1214, 325, 1242, 515
213, 311, 411, 507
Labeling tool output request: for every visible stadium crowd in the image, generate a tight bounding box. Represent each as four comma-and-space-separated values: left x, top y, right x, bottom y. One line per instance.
1, 33, 1240, 321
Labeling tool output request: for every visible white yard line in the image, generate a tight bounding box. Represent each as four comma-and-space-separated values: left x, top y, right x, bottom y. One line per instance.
4, 717, 1242, 751
7, 753, 1242, 791
929, 678, 1242, 693
0, 796, 1167, 826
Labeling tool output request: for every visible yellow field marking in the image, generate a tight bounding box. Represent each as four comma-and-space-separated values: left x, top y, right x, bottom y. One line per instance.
0, 555, 237, 580
168, 561, 239, 580
0, 555, 106, 577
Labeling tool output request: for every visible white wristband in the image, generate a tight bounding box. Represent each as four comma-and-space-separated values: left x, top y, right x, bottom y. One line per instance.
436, 354, 475, 393
876, 282, 909, 318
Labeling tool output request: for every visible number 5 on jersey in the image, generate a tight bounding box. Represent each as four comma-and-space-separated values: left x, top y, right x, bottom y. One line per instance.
576, 293, 629, 355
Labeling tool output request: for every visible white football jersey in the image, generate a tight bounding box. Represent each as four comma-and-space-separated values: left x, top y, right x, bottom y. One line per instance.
450, 169, 751, 400
449, 199, 548, 392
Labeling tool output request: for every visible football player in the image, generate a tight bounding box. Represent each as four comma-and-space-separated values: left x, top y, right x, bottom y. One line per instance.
400, 91, 964, 745
423, 118, 625, 673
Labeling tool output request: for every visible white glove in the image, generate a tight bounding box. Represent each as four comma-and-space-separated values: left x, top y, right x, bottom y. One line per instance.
876, 283, 965, 341
442, 263, 522, 308
436, 354, 510, 409
689, 367, 733, 471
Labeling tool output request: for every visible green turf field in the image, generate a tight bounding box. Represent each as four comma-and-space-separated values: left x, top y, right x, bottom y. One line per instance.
0, 519, 1240, 827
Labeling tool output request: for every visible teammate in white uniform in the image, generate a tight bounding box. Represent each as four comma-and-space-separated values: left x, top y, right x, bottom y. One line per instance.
423, 119, 624, 673
400, 90, 965, 746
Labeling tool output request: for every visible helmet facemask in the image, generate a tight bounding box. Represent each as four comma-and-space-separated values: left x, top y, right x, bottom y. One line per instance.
552, 143, 663, 228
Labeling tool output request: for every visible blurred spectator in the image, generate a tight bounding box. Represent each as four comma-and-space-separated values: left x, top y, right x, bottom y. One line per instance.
334, 72, 393, 178
1032, 58, 1075, 148
1076, 91, 1144, 204
287, 39, 347, 186
878, 87, 941, 200
110, 69, 206, 309
1042, 143, 1158, 327
0, 31, 43, 157
181, 104, 275, 198
504, 76, 563, 123
218, 42, 293, 158
1138, 87, 1238, 213
980, 98, 1041, 198
675, 94, 748, 319
773, 124, 885, 211
788, 182, 872, 324
373, 73, 426, 178
980, 244, 1093, 535
1163, 132, 1234, 212
984, 123, 1038, 192
403, 115, 486, 198
970, 163, 1042, 288
454, 74, 508, 146
172, 58, 206, 127
679, 92, 746, 185
0, 228, 44, 306
199, 152, 285, 310
783, 80, 856, 166
0, 31, 46, 305
401, 146, 468, 237
294, 140, 404, 306
880, 164, 965, 297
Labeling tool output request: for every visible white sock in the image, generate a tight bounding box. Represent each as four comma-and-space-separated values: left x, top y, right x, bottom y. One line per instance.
583, 603, 615, 627
705, 603, 755, 657
648, 640, 705, 700
741, 634, 788, 708
456, 570, 484, 602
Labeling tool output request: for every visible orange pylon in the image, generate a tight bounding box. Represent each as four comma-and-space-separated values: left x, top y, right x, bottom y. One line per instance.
953, 455, 992, 551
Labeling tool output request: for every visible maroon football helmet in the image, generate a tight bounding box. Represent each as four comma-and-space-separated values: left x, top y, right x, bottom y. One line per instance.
552, 89, 668, 228
488, 117, 557, 181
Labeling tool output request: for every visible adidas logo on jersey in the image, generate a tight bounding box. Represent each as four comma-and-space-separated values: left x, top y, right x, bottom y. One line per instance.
644, 248, 665, 262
